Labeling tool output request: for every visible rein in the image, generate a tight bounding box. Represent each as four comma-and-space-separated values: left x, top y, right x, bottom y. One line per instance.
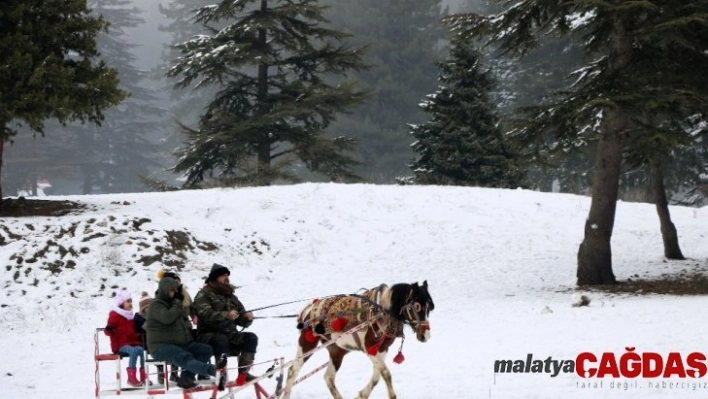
245, 297, 331, 313
241, 285, 427, 328
254, 314, 299, 319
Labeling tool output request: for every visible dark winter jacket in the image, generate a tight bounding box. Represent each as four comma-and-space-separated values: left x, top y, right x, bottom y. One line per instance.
105, 311, 143, 354
133, 313, 149, 350
134, 313, 147, 334
145, 277, 194, 353
193, 283, 252, 344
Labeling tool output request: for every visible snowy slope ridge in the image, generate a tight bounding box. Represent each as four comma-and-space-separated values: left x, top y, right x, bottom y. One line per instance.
0, 183, 706, 399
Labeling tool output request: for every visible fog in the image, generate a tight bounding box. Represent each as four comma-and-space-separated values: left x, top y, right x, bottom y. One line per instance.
121, 0, 468, 70
1, 0, 513, 197
122, 0, 172, 70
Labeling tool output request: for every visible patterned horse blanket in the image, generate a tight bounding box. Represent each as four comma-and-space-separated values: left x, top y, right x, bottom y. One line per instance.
299, 285, 404, 337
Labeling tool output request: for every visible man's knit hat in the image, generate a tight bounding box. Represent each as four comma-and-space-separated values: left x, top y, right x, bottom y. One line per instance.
207, 263, 230, 282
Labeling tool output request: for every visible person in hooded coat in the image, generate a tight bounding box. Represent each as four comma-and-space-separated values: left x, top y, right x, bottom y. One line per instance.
154, 270, 198, 382
145, 276, 225, 389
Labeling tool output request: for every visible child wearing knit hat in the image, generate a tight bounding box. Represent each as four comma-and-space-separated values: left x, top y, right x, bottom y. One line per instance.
105, 290, 148, 387
132, 291, 157, 385
133, 292, 151, 346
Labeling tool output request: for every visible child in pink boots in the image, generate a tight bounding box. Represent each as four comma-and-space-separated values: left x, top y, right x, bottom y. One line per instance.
105, 289, 150, 386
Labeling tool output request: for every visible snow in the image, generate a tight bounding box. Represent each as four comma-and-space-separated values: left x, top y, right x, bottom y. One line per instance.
566, 12, 595, 31
1, 183, 707, 399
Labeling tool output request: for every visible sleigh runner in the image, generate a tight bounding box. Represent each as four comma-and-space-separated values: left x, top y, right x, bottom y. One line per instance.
94, 281, 434, 399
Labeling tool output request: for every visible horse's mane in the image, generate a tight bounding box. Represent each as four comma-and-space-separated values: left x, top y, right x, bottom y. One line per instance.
388, 283, 413, 321
386, 282, 435, 321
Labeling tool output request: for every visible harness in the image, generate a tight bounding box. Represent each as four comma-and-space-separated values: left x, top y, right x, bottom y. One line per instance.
298, 284, 425, 339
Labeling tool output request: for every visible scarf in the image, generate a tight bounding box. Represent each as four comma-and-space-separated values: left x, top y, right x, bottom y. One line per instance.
112, 304, 135, 320
206, 281, 235, 297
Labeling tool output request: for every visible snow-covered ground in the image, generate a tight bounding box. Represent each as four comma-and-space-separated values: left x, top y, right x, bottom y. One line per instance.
1, 183, 706, 399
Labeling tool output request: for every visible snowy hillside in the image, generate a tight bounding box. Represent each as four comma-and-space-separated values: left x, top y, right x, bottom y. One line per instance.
1, 183, 707, 399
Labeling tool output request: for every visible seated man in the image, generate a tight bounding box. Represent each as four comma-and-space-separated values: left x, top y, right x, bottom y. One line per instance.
145, 276, 226, 388
194, 263, 259, 384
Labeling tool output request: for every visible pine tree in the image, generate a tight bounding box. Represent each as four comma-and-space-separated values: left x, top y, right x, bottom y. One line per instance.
322, 0, 445, 182
0, 0, 126, 199
446, 1, 708, 285
3, 0, 164, 195
167, 0, 370, 186
158, 0, 217, 167
408, 32, 525, 188
75, 0, 164, 193
458, 0, 592, 193
73, 0, 163, 193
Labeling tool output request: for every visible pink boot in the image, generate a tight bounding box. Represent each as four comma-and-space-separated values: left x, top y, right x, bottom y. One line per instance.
126, 367, 143, 387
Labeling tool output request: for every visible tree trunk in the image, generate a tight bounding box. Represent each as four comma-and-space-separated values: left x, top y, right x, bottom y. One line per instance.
31, 173, 37, 197
577, 19, 632, 285
256, 0, 270, 184
576, 108, 626, 285
0, 134, 4, 201
83, 166, 92, 195
649, 155, 685, 259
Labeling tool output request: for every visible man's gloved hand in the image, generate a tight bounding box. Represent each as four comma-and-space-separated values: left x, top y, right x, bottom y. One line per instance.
174, 285, 184, 302
105, 325, 116, 333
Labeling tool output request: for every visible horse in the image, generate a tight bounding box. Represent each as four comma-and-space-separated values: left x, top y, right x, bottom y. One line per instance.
280, 281, 434, 399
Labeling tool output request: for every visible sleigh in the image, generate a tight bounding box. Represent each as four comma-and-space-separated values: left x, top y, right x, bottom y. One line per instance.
94, 327, 281, 399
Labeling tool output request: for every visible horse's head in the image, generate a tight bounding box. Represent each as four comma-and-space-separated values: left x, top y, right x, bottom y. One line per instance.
394, 280, 434, 343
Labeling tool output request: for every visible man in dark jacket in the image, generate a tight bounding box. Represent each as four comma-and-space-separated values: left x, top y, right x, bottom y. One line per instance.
194, 263, 259, 384
146, 276, 225, 388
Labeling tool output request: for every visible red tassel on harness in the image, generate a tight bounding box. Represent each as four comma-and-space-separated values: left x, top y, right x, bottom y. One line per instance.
304, 329, 317, 343
331, 317, 348, 332
366, 346, 379, 356
393, 351, 405, 364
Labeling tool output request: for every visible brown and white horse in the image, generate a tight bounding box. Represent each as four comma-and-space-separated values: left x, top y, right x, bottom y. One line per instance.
280, 281, 434, 399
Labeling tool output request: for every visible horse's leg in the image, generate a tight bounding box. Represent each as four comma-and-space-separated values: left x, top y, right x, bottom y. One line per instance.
356, 350, 390, 399
324, 346, 347, 399
377, 351, 397, 399
281, 331, 317, 399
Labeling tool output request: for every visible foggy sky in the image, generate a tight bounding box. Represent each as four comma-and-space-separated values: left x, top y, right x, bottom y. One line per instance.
120, 0, 467, 70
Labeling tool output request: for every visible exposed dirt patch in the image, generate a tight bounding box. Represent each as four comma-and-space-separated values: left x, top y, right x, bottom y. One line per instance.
0, 197, 85, 217
581, 273, 708, 296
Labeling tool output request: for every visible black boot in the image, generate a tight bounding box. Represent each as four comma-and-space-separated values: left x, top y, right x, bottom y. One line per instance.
215, 354, 228, 391
177, 371, 197, 389
156, 365, 165, 385
216, 354, 228, 370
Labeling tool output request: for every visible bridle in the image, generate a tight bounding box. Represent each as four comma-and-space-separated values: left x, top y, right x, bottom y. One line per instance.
399, 291, 431, 334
